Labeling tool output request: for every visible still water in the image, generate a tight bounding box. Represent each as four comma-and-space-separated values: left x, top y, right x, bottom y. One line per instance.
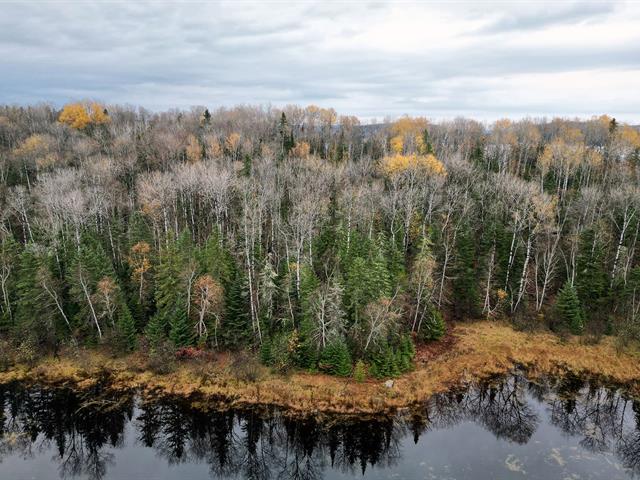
1, 374, 639, 480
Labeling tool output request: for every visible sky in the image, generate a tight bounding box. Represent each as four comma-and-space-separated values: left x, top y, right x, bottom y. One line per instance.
1, 0, 640, 122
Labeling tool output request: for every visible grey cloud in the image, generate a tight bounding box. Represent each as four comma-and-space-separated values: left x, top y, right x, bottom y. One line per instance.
474, 1, 617, 33
0, 1, 639, 121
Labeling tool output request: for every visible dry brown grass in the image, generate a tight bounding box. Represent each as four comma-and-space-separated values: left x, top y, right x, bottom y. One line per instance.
2, 321, 640, 414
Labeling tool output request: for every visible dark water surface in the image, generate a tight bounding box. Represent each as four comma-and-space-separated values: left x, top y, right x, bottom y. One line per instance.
1, 374, 640, 479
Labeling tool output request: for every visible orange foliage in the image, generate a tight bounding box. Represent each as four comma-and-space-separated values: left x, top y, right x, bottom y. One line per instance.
185, 134, 202, 163
291, 141, 311, 158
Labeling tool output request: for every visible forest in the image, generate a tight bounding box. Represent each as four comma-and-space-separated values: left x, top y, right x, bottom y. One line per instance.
1, 102, 640, 378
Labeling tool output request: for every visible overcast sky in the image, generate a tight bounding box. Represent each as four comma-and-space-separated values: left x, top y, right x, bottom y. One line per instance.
2, 1, 640, 122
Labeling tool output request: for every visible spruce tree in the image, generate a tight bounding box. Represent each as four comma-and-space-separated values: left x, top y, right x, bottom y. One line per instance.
423, 306, 446, 341
556, 282, 584, 334
220, 265, 250, 347
14, 246, 59, 346
150, 234, 186, 343
116, 301, 137, 351
452, 224, 479, 319
319, 339, 352, 376
575, 228, 609, 325
169, 303, 192, 348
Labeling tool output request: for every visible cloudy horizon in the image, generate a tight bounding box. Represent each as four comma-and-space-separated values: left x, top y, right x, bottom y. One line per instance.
2, 0, 640, 122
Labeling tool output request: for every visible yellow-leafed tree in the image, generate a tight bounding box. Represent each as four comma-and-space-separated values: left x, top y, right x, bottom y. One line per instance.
380, 153, 446, 178
59, 102, 110, 130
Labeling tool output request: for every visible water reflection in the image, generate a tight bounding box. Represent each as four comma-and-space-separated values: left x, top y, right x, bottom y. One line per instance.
1, 374, 639, 479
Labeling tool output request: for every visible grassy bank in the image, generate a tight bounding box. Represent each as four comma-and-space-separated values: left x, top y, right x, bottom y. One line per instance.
2, 321, 639, 414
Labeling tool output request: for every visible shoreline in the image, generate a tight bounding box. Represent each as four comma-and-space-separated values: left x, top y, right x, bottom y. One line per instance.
2, 321, 639, 415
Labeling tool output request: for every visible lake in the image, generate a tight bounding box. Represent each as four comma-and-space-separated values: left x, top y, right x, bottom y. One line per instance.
1, 373, 639, 479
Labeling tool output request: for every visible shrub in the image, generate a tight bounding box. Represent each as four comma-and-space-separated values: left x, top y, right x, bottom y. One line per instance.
146, 340, 176, 374
260, 331, 299, 373
16, 339, 37, 366
175, 346, 209, 360
230, 351, 265, 383
0, 339, 13, 371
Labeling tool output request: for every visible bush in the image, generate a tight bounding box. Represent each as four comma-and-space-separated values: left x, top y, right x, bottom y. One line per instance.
16, 339, 37, 366
616, 316, 640, 351
230, 351, 265, 382
146, 340, 176, 374
175, 346, 210, 360
318, 339, 352, 376
0, 339, 13, 371
260, 331, 300, 373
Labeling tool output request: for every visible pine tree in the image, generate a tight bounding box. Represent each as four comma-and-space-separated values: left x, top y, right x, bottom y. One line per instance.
556, 282, 584, 334
353, 360, 367, 382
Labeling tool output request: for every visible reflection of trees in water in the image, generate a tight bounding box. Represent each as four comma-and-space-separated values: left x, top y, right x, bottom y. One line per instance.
415, 375, 539, 444
0, 382, 133, 480
135, 397, 403, 479
2, 375, 640, 479
543, 375, 640, 474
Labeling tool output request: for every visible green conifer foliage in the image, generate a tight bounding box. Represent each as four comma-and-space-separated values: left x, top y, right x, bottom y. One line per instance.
575, 228, 609, 325
452, 225, 479, 319
169, 303, 192, 347
556, 282, 585, 334
116, 301, 137, 351
422, 306, 446, 341
318, 339, 352, 376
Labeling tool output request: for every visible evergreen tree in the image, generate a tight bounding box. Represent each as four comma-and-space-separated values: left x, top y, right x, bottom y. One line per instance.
422, 306, 446, 341
421, 129, 434, 155
150, 234, 186, 343
399, 335, 416, 371
318, 338, 352, 376
452, 224, 479, 319
144, 312, 166, 349
67, 233, 117, 341
116, 301, 137, 351
220, 265, 250, 347
14, 246, 59, 346
0, 235, 20, 333
169, 303, 192, 347
575, 228, 609, 325
556, 282, 584, 334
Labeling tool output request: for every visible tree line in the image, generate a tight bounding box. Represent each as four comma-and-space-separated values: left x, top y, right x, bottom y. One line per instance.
0, 102, 639, 375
